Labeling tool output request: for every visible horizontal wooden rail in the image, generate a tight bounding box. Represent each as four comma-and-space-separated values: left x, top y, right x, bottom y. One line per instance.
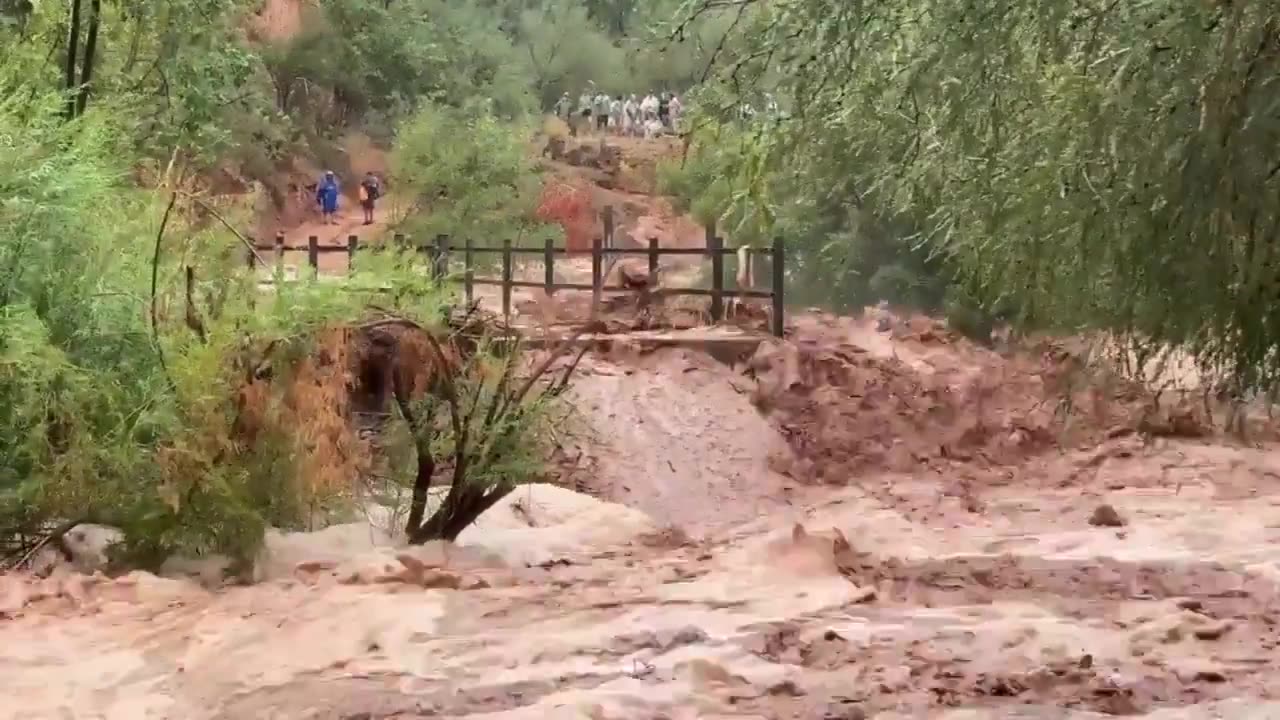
460, 245, 764, 257
254, 244, 350, 252
466, 277, 773, 299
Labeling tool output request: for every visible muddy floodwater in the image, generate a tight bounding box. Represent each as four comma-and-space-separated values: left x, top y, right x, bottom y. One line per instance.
7, 317, 1280, 719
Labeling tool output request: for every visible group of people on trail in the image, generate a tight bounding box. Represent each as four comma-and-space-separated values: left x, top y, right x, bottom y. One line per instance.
314, 170, 383, 226
554, 86, 684, 139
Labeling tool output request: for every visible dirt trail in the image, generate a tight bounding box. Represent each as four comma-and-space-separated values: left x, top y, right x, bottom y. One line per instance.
286, 201, 385, 249
472, 134, 719, 327
260, 194, 397, 277
538, 134, 705, 257
249, 0, 303, 41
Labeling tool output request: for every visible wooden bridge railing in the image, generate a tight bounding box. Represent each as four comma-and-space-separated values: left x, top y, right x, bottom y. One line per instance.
246, 218, 786, 337
246, 233, 358, 274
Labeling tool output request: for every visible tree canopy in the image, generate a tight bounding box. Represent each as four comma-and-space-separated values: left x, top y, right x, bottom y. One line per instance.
673, 0, 1280, 388
0, 0, 720, 165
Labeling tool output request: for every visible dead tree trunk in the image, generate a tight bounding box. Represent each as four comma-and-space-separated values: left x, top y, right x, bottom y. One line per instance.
391, 363, 435, 534
74, 0, 101, 117
64, 0, 82, 119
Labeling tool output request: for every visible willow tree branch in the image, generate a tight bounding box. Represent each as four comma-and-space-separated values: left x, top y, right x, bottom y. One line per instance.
180, 193, 270, 266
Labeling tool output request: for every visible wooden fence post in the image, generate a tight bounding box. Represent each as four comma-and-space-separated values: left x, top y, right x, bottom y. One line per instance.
707, 223, 724, 322
590, 235, 603, 317
307, 236, 319, 278
602, 205, 615, 250
434, 234, 449, 282
543, 237, 555, 296
771, 236, 786, 338
647, 237, 659, 279
185, 265, 198, 324
347, 235, 358, 270
274, 233, 285, 273
185, 265, 205, 331
421, 238, 433, 278
501, 239, 513, 323
463, 236, 474, 306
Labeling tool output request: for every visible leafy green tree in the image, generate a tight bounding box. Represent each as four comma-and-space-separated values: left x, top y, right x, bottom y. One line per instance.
1, 0, 270, 169
682, 0, 1280, 384
623, 0, 732, 93
0, 97, 240, 562
659, 103, 956, 315
0, 92, 455, 568
392, 102, 555, 247
517, 0, 627, 107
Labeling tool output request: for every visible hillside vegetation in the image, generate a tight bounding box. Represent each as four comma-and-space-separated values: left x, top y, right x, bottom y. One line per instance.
0, 0, 728, 567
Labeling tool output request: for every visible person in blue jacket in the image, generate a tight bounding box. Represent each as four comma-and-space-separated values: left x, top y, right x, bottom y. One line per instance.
316, 171, 340, 225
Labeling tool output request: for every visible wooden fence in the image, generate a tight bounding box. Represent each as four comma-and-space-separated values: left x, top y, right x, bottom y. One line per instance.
246, 234, 358, 276
247, 220, 786, 337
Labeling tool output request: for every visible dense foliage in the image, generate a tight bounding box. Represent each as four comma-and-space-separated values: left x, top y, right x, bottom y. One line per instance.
676, 0, 1280, 387
658, 116, 956, 316
3, 0, 732, 568
0, 0, 721, 164
391, 103, 552, 247
0, 95, 446, 568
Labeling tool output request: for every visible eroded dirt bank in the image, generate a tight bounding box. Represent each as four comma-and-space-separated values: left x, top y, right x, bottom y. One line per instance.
5, 317, 1280, 719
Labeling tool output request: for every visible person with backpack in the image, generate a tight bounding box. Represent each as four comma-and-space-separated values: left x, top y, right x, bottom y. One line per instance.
359, 172, 381, 225
554, 92, 573, 122
316, 170, 340, 225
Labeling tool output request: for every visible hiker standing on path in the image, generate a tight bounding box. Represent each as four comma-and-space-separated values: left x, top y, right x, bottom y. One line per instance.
359, 171, 381, 225
593, 91, 611, 133
577, 89, 594, 136
641, 93, 659, 122
623, 95, 639, 136
316, 171, 340, 226
554, 92, 574, 129
609, 95, 624, 135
